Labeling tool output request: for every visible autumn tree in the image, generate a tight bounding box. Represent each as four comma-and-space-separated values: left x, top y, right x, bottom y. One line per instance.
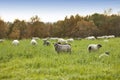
106, 15, 120, 36
8, 19, 28, 39
29, 15, 49, 38
52, 20, 64, 37
0, 19, 8, 38
71, 20, 99, 37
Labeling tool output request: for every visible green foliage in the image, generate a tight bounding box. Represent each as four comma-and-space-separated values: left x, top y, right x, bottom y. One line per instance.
0, 38, 120, 80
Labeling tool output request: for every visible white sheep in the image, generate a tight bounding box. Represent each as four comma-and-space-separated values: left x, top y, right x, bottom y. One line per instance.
31, 39, 37, 45
12, 40, 19, 46
88, 44, 102, 52
97, 35, 115, 39
107, 35, 115, 39
58, 38, 68, 44
67, 38, 74, 42
50, 37, 59, 41
86, 36, 96, 40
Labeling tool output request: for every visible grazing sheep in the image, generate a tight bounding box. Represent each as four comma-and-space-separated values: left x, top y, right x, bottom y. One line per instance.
31, 39, 37, 45
50, 37, 59, 41
97, 35, 115, 39
86, 36, 96, 40
58, 38, 68, 44
88, 44, 102, 52
67, 38, 74, 42
43, 40, 50, 46
12, 40, 19, 46
102, 36, 110, 39
54, 42, 71, 53
107, 35, 115, 39
99, 51, 110, 58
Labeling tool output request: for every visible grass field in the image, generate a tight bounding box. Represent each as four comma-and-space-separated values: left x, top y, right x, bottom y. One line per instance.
0, 38, 120, 80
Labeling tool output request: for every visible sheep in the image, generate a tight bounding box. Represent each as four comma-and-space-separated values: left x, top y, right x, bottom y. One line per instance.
97, 35, 115, 39
67, 38, 74, 42
86, 36, 96, 40
54, 42, 71, 53
12, 40, 19, 46
107, 35, 115, 39
58, 38, 68, 44
87, 44, 102, 52
43, 39, 50, 46
50, 37, 59, 41
99, 51, 110, 58
31, 39, 37, 45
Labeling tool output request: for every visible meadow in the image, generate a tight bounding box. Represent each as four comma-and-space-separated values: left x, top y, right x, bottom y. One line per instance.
0, 38, 120, 80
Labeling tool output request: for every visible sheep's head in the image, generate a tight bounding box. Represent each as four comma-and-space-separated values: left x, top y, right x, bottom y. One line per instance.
54, 43, 60, 51
88, 46, 92, 50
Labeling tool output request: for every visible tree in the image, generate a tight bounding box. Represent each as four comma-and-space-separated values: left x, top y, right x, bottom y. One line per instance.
0, 19, 8, 38
107, 15, 120, 36
71, 20, 99, 37
8, 19, 28, 39
29, 18, 49, 38
30, 15, 40, 23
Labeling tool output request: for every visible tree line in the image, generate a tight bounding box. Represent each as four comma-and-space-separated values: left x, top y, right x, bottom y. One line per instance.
0, 13, 120, 39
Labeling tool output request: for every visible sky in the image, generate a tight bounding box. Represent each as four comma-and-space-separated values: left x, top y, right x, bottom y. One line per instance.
0, 0, 120, 22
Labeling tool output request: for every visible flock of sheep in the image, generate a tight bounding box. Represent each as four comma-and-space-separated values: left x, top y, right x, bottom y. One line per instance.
11, 38, 102, 53
1, 35, 115, 58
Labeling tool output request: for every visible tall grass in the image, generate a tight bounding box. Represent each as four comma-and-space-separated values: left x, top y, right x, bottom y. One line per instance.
0, 38, 120, 80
